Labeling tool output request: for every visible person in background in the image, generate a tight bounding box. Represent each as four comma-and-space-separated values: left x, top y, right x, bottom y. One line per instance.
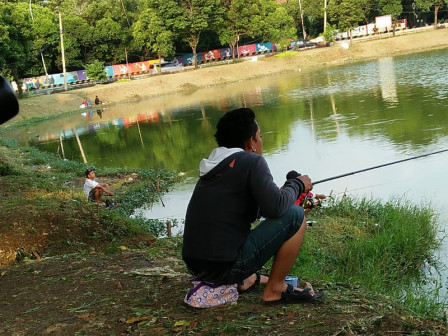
94, 95, 102, 105
83, 169, 114, 205
182, 107, 323, 305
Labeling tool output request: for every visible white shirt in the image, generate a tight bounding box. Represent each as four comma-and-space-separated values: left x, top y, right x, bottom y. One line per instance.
83, 178, 99, 199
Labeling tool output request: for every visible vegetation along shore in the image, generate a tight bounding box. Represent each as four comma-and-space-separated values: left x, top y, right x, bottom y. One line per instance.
1, 20, 448, 336
0, 136, 446, 335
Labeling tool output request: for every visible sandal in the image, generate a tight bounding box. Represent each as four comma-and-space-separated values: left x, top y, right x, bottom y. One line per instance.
263, 283, 324, 305
238, 272, 261, 294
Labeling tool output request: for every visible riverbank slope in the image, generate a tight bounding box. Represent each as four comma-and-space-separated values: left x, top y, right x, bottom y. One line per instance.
0, 140, 446, 335
9, 28, 448, 124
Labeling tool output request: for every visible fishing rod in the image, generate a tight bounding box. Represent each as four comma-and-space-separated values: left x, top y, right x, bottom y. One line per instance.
312, 148, 448, 186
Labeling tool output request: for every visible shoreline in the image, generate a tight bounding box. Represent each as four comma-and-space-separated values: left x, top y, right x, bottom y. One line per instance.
7, 28, 448, 126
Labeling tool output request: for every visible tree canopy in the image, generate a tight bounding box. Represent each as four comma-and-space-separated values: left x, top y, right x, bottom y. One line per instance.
1, 0, 447, 81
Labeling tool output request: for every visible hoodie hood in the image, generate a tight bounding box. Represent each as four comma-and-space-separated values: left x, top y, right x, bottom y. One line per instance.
199, 147, 244, 176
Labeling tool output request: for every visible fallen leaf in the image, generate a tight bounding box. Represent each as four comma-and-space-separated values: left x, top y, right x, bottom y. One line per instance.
126, 316, 152, 324
77, 313, 95, 320
174, 320, 190, 327
1, 271, 6, 277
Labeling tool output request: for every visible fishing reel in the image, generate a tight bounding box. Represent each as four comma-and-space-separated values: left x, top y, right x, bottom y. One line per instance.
301, 196, 322, 210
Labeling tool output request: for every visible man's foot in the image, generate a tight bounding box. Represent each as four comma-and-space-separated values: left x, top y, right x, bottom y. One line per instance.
238, 273, 269, 294
263, 282, 323, 304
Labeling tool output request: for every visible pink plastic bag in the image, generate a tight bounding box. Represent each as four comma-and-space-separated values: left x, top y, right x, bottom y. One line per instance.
184, 281, 239, 308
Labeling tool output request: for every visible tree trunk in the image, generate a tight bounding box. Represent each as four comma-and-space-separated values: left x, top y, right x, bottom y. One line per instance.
192, 45, 198, 69
434, 5, 440, 28
230, 37, 238, 61
190, 35, 200, 70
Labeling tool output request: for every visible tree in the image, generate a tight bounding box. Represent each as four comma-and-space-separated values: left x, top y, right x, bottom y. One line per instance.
379, 0, 402, 35
281, 0, 325, 38
414, 0, 447, 27
0, 3, 35, 94
85, 60, 107, 82
263, 6, 296, 50
176, 0, 224, 69
92, 18, 127, 64
218, 0, 266, 60
327, 0, 368, 41
133, 8, 176, 65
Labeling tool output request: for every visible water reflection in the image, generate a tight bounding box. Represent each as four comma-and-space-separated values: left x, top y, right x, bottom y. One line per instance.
378, 57, 398, 104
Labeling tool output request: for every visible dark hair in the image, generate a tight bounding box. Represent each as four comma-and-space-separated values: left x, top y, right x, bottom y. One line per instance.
214, 108, 258, 149
85, 168, 94, 177
286, 170, 300, 180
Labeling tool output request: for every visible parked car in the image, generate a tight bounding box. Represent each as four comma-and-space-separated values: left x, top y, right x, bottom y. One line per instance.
290, 39, 318, 50
159, 61, 183, 73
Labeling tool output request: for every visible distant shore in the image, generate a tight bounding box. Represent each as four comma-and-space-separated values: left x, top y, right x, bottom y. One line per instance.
8, 28, 448, 126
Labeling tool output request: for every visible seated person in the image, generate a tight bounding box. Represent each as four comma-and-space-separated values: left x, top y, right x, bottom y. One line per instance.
182, 108, 323, 305
94, 95, 102, 105
83, 169, 114, 205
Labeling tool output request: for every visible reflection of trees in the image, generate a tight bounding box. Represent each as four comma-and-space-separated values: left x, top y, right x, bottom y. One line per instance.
199, 104, 212, 134
305, 84, 448, 148
73, 128, 87, 164
34, 51, 448, 169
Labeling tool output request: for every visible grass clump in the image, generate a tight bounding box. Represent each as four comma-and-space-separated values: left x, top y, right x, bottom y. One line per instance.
295, 195, 445, 318
274, 50, 298, 58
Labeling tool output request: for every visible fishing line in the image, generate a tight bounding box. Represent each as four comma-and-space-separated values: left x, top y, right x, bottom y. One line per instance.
312, 148, 448, 186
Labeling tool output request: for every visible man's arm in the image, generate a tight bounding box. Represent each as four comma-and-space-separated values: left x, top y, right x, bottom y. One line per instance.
96, 183, 115, 196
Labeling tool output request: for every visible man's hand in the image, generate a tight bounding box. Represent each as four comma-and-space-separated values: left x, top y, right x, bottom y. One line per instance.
297, 175, 313, 193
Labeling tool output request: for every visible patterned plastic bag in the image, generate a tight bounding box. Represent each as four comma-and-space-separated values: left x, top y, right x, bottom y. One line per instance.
184, 281, 239, 308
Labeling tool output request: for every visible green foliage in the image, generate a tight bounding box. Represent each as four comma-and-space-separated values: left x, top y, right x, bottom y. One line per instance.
327, 0, 368, 33
85, 60, 107, 82
322, 23, 338, 43
177, 0, 224, 68
379, 0, 402, 20
133, 7, 176, 60
293, 195, 443, 316
2, 0, 447, 80
219, 0, 266, 48
274, 50, 298, 58
263, 6, 296, 44
0, 161, 19, 176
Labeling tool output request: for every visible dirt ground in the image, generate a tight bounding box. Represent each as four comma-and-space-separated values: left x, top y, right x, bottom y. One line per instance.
10, 28, 448, 124
1, 28, 448, 336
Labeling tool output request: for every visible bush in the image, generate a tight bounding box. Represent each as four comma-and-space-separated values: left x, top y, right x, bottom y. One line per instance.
85, 60, 107, 83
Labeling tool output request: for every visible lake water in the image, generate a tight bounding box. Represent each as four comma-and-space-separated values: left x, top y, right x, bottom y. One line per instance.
7, 48, 448, 292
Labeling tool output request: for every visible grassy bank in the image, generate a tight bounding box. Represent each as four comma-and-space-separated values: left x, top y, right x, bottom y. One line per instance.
1, 139, 447, 334
299, 196, 446, 318
0, 137, 179, 267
